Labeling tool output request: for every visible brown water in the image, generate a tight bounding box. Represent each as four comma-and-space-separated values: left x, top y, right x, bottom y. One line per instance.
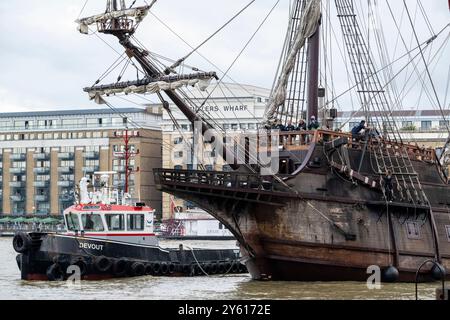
0, 238, 438, 300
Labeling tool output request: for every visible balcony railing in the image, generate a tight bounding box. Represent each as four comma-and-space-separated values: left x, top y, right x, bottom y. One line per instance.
10, 153, 26, 161
33, 153, 50, 161
59, 194, 75, 202
58, 152, 75, 160
34, 167, 50, 175
10, 167, 26, 174
83, 166, 99, 173
57, 167, 74, 174
9, 181, 25, 188
83, 151, 99, 160
57, 181, 74, 188
10, 195, 25, 202
33, 181, 50, 188
35, 194, 49, 202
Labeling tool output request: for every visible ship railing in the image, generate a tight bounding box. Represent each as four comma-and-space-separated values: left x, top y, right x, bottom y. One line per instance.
271, 130, 436, 163
155, 169, 290, 193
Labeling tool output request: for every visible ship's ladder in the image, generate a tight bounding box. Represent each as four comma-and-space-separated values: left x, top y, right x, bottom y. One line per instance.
372, 139, 428, 206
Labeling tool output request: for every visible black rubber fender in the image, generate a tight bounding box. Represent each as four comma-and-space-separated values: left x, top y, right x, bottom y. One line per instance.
46, 264, 65, 281
168, 263, 176, 274
210, 263, 218, 274
130, 262, 145, 277
13, 232, 31, 253
238, 263, 248, 273
70, 257, 88, 276
231, 261, 239, 273
94, 256, 112, 273
152, 262, 161, 275
203, 263, 212, 274
181, 264, 191, 275
113, 258, 128, 277
160, 262, 169, 275
217, 262, 226, 274
224, 262, 232, 272
144, 263, 153, 275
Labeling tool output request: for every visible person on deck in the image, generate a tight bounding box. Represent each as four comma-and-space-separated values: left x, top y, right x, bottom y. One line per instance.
308, 116, 320, 131
296, 119, 307, 131
351, 120, 368, 141
285, 120, 296, 131
383, 170, 394, 202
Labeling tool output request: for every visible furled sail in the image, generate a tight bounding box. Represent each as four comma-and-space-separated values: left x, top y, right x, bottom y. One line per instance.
85, 72, 218, 104
76, 5, 153, 34
263, 0, 321, 123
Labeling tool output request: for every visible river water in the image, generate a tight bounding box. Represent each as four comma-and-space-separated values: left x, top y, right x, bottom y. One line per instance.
0, 237, 439, 300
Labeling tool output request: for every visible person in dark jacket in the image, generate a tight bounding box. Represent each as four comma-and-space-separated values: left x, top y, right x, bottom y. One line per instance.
296, 119, 307, 131
285, 120, 295, 131
383, 170, 394, 202
351, 120, 367, 140
308, 116, 320, 130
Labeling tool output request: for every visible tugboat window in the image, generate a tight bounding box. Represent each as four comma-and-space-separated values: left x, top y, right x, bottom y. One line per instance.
446, 225, 450, 242
127, 214, 144, 231
106, 214, 124, 231
81, 214, 104, 231
66, 213, 80, 231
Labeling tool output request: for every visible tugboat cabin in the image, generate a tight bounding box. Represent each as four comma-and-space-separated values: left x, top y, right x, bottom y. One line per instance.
63, 172, 157, 246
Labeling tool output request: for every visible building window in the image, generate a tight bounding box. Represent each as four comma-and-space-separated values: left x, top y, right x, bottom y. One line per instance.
406, 222, 421, 240
421, 121, 432, 131
174, 151, 183, 159
174, 137, 183, 144
174, 165, 182, 170
439, 120, 449, 129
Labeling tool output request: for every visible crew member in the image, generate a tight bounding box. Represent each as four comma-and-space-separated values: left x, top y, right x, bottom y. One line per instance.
351, 120, 367, 141
383, 170, 394, 202
308, 116, 320, 131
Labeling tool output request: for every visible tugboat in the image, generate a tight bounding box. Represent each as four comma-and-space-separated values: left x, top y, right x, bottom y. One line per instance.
13, 172, 247, 281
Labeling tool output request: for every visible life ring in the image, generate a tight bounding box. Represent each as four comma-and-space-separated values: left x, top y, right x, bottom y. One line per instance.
113, 259, 128, 277
71, 257, 88, 276
16, 254, 22, 271
94, 256, 112, 273
144, 264, 153, 275
13, 232, 31, 253
152, 262, 161, 275
46, 263, 65, 281
130, 262, 145, 277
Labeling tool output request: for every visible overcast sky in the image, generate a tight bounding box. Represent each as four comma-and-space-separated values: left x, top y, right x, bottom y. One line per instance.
0, 0, 448, 114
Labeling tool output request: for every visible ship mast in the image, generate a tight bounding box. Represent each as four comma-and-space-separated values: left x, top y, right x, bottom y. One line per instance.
306, 18, 321, 120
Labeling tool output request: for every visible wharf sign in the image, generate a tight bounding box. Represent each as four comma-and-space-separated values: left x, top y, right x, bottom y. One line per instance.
198, 104, 252, 117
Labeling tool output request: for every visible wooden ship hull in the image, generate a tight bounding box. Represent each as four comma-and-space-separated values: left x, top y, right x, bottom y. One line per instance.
154, 131, 450, 282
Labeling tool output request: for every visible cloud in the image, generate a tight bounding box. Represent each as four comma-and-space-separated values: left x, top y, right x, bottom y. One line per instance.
0, 0, 448, 115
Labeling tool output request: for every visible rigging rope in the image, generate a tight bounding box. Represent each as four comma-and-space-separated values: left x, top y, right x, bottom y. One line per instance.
166, 0, 257, 72
403, 0, 450, 135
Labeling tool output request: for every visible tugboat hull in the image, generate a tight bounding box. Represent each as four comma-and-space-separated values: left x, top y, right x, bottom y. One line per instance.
15, 233, 247, 281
